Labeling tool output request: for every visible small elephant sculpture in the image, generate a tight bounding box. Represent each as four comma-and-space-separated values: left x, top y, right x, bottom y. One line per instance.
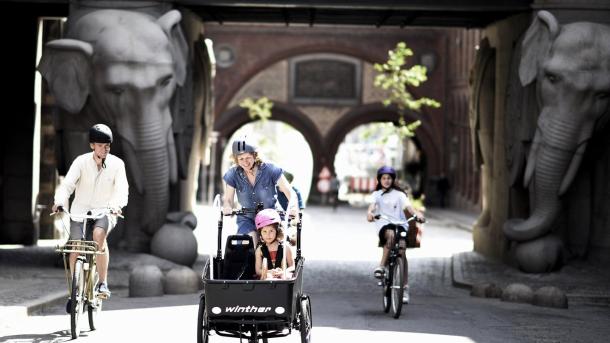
39, 9, 188, 251
503, 11, 610, 272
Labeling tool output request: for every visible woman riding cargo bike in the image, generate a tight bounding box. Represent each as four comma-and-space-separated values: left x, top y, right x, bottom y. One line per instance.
197, 195, 311, 343
222, 136, 299, 245
367, 166, 424, 318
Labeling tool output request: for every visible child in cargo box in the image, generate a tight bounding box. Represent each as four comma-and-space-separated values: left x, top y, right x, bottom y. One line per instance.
254, 209, 294, 280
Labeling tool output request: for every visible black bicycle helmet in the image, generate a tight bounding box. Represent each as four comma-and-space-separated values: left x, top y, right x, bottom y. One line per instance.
231, 137, 257, 156
376, 166, 396, 180
89, 124, 113, 144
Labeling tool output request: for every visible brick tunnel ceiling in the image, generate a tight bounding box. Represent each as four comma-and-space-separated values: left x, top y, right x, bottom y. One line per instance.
183, 0, 533, 28
21, 0, 533, 28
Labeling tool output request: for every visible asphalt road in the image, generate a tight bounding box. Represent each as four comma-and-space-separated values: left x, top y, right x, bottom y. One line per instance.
1, 206, 610, 342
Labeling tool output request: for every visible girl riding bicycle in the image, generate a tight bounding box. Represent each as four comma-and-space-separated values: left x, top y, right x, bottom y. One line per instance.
254, 209, 294, 280
366, 166, 424, 304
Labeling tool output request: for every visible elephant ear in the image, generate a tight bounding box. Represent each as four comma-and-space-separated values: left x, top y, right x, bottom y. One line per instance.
519, 10, 560, 86
158, 10, 188, 87
37, 39, 93, 114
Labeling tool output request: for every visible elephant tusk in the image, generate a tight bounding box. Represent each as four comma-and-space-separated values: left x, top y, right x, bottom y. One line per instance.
558, 141, 587, 196
523, 129, 541, 188
167, 128, 178, 184
121, 140, 144, 195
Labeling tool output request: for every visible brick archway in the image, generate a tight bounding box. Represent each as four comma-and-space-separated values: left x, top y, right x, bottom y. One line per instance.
325, 102, 440, 177
207, 25, 447, 118
216, 45, 376, 116
213, 101, 325, 182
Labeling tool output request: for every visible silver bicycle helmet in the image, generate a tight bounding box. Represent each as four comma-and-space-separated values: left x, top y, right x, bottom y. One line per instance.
231, 137, 257, 156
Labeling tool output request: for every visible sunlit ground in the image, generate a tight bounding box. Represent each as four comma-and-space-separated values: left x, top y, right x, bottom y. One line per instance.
193, 203, 473, 262
0, 309, 477, 343
312, 328, 476, 342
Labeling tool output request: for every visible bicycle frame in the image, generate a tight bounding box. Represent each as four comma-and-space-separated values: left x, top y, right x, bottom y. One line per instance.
55, 210, 112, 291
53, 208, 119, 338
57, 240, 101, 300
375, 214, 421, 318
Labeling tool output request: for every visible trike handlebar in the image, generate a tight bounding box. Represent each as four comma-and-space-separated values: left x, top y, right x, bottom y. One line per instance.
223, 208, 294, 219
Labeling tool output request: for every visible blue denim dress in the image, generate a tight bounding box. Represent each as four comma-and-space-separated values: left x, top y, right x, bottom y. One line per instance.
223, 162, 283, 234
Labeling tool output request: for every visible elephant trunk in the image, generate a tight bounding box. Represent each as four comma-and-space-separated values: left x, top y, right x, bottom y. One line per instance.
504, 112, 579, 242
138, 120, 170, 234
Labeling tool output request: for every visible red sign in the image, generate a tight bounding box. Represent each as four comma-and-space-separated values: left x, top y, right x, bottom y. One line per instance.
318, 166, 331, 180
317, 179, 330, 193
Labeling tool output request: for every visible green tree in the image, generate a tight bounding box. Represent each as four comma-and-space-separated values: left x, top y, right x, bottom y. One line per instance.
374, 42, 441, 137
239, 96, 274, 122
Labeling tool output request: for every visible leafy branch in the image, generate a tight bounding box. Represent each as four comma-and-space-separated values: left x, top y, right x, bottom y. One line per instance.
239, 96, 274, 122
373, 42, 440, 137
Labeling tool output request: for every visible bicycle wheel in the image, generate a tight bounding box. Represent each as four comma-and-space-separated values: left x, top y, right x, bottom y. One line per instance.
70, 259, 85, 339
390, 257, 404, 319
197, 294, 209, 343
299, 295, 312, 343
382, 267, 391, 313
88, 264, 102, 331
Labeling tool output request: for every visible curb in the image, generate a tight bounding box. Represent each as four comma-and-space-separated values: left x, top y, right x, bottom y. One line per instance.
567, 293, 610, 306
23, 290, 67, 315
0, 290, 66, 322
451, 254, 472, 290
451, 253, 610, 306
425, 211, 475, 232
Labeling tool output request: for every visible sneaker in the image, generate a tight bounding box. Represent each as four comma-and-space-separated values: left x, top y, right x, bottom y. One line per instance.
65, 298, 72, 313
96, 282, 111, 299
373, 266, 385, 279
402, 285, 410, 304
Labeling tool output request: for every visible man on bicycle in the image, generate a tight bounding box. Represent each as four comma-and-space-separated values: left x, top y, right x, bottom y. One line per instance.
367, 166, 424, 304
52, 124, 129, 300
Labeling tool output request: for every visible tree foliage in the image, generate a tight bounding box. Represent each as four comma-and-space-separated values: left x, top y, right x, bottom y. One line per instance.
373, 42, 441, 137
239, 96, 274, 122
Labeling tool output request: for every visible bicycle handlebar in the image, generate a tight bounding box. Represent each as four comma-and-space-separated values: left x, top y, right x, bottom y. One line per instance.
51, 206, 124, 219
373, 214, 426, 225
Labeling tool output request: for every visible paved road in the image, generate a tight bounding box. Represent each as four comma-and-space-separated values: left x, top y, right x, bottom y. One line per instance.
1, 206, 609, 342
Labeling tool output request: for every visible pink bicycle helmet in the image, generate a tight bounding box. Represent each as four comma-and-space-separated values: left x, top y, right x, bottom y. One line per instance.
255, 209, 281, 229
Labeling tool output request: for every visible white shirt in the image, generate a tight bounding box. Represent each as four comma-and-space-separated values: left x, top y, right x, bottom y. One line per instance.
54, 152, 129, 221
370, 188, 412, 230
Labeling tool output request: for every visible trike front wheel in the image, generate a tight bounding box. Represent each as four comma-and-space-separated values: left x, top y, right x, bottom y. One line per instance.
197, 294, 209, 343
300, 294, 312, 343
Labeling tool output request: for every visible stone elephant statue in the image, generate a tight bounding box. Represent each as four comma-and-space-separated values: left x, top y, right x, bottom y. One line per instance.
503, 11, 610, 272
38, 9, 189, 252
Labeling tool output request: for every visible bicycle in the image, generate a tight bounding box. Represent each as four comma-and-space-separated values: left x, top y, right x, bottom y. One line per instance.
53, 207, 121, 339
374, 213, 424, 319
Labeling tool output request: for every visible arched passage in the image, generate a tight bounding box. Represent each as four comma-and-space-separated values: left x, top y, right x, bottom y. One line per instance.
325, 103, 441, 177
212, 24, 445, 117
213, 102, 325, 196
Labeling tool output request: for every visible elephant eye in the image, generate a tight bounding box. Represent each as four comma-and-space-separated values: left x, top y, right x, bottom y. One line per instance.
160, 76, 173, 87
545, 72, 561, 84
108, 87, 125, 95
596, 92, 610, 100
